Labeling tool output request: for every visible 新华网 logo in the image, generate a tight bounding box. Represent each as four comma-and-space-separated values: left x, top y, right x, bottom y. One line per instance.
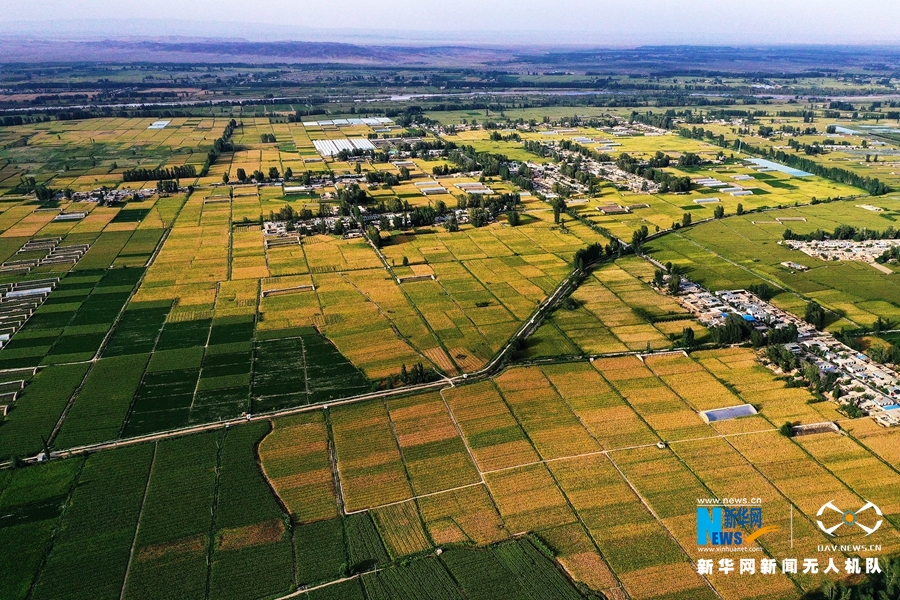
816, 501, 883, 536
697, 505, 779, 546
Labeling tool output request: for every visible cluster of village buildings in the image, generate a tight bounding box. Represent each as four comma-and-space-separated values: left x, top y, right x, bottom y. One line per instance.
262, 206, 475, 240
676, 281, 900, 427
782, 238, 900, 268
69, 187, 156, 205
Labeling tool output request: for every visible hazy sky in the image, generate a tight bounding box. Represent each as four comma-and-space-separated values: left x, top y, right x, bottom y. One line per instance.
5, 0, 900, 45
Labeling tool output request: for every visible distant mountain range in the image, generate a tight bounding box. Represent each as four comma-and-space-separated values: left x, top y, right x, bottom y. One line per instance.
2, 32, 900, 73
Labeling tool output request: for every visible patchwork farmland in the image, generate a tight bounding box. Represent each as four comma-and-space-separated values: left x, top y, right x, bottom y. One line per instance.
2, 67, 900, 600
6, 351, 900, 600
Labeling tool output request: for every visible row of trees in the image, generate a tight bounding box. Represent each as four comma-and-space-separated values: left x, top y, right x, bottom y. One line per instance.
432, 164, 464, 176
712, 202, 749, 220
804, 300, 827, 330
572, 242, 606, 271
671, 212, 693, 230
679, 152, 704, 167
629, 110, 674, 129
734, 139, 891, 196
783, 224, 900, 243
655, 270, 683, 295
200, 119, 237, 177
373, 362, 441, 391
335, 148, 373, 161
557, 139, 611, 163
709, 312, 800, 346
0, 115, 50, 127
785, 138, 824, 155
13, 176, 55, 201
156, 180, 181, 194
766, 345, 800, 373
452, 193, 520, 228
230, 166, 285, 184
268, 204, 307, 223
365, 224, 382, 248
26, 86, 741, 121
123, 164, 196, 182
366, 168, 410, 187
488, 131, 521, 142
782, 125, 819, 136
678, 126, 728, 147
869, 340, 900, 366
877, 245, 900, 263
631, 225, 650, 252
396, 138, 452, 161
748, 282, 776, 301
523, 139, 558, 159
